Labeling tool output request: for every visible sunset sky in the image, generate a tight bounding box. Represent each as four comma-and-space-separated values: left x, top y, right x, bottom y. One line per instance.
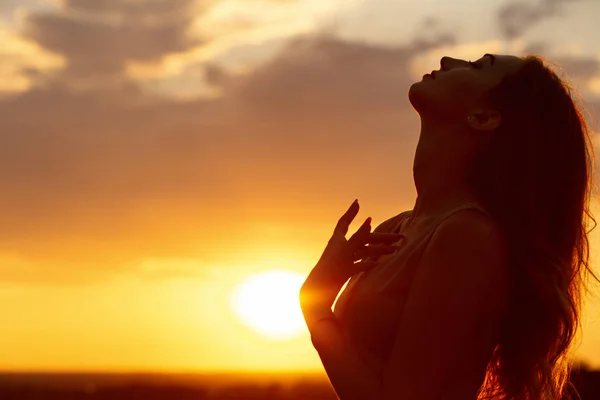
1, 0, 599, 373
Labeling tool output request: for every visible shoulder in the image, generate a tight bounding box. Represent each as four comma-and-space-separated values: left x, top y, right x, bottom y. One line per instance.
382, 209, 509, 399
425, 208, 509, 283
435, 208, 505, 250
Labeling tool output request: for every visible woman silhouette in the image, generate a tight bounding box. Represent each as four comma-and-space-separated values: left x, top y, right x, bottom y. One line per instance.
299, 54, 599, 400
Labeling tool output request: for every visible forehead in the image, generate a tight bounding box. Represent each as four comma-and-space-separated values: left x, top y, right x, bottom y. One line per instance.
479, 54, 524, 84
490, 54, 524, 74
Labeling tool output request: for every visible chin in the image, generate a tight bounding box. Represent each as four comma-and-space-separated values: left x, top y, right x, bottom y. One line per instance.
408, 83, 444, 119
408, 81, 427, 112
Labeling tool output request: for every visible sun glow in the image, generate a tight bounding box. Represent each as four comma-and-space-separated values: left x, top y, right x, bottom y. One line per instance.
231, 269, 307, 340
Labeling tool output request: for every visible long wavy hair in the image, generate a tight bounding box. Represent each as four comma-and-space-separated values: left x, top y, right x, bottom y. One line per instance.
466, 55, 600, 400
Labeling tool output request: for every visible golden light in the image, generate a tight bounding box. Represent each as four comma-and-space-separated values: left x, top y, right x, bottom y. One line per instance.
231, 269, 307, 340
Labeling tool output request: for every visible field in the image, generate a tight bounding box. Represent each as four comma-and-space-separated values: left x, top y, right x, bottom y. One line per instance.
0, 365, 598, 399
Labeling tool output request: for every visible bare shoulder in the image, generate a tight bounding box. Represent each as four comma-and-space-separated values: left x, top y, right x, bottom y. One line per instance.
427, 208, 509, 286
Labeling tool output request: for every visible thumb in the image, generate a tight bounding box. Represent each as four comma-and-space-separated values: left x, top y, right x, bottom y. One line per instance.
349, 217, 372, 247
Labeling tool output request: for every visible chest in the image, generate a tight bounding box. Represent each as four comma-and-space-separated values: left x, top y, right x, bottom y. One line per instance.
333, 230, 435, 358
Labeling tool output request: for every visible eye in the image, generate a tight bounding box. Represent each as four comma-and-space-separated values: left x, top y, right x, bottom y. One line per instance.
468, 60, 482, 69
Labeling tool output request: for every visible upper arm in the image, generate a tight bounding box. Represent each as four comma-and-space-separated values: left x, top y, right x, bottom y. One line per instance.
380, 210, 509, 400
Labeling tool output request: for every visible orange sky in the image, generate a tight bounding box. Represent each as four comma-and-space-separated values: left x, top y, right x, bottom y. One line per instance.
0, 0, 599, 372
1, 199, 599, 372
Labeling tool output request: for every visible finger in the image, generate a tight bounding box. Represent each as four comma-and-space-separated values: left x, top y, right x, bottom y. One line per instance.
333, 199, 359, 236
352, 260, 379, 274
354, 245, 401, 261
369, 232, 405, 244
348, 216, 372, 247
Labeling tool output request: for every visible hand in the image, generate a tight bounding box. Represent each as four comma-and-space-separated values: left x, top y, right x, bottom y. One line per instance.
309, 199, 404, 291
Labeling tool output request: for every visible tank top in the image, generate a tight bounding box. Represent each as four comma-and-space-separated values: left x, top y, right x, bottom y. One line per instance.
332, 201, 496, 379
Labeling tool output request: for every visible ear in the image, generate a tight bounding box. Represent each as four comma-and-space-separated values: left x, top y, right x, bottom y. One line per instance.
466, 109, 501, 132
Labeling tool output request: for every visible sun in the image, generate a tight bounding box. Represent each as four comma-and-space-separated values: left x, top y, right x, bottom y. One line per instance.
231, 269, 307, 340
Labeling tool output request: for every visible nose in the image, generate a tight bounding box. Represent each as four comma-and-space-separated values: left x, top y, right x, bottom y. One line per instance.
440, 56, 468, 71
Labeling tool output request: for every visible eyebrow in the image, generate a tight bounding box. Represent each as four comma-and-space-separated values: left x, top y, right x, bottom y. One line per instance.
483, 53, 496, 66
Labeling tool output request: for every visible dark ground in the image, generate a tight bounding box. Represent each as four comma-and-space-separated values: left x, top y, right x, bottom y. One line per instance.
0, 364, 598, 399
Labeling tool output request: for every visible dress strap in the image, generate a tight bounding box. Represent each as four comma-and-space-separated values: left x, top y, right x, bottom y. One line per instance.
431, 202, 494, 231
446, 202, 492, 219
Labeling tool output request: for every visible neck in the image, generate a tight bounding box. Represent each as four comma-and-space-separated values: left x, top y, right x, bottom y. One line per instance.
411, 118, 480, 218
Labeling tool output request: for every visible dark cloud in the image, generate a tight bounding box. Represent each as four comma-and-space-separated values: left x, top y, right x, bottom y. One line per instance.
523, 41, 551, 55
497, 0, 581, 40
204, 63, 229, 86
411, 17, 456, 50
228, 37, 414, 112
0, 0, 40, 14
64, 0, 202, 14
2, 1, 597, 284
551, 54, 600, 81
22, 0, 204, 79
0, 32, 441, 283
225, 30, 455, 114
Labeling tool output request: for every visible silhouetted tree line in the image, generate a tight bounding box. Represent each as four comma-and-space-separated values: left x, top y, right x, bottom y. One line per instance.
0, 365, 598, 399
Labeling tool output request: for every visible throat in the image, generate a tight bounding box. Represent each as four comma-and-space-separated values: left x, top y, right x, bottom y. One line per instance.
411, 120, 482, 219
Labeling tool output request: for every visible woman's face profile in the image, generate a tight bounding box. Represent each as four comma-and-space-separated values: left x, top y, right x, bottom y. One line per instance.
408, 53, 525, 120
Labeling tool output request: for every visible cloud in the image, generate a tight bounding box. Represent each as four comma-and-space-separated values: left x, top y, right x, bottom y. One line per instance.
0, 25, 466, 284
63, 0, 201, 14
134, 257, 212, 281
126, 0, 362, 91
21, 0, 205, 83
0, 253, 127, 285
551, 54, 600, 80
13, 0, 359, 97
497, 0, 582, 40
0, 22, 64, 94
590, 77, 600, 98
1, 1, 597, 285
